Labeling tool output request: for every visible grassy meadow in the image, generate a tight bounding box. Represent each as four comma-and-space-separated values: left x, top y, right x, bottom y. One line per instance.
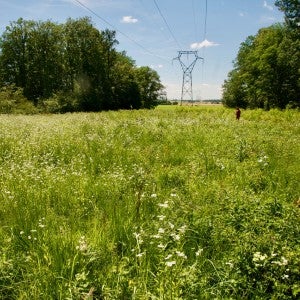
0, 106, 299, 299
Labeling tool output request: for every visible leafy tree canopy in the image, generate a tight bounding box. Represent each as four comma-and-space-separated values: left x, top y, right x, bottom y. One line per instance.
275, 0, 300, 30
223, 1, 300, 109
0, 17, 165, 113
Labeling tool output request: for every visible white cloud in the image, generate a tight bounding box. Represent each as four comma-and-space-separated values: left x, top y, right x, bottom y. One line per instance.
190, 39, 220, 49
121, 16, 138, 24
150, 64, 163, 69
239, 12, 245, 17
263, 1, 273, 11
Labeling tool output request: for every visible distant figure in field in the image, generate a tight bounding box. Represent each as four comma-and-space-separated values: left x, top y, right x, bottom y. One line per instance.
236, 107, 241, 120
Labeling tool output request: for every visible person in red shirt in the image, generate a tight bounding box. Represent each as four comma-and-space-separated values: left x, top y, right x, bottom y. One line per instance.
236, 107, 241, 120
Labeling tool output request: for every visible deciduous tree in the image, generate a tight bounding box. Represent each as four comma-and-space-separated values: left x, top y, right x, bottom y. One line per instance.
223, 24, 299, 109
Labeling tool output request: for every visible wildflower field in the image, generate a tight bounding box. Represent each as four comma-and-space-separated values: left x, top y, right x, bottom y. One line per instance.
0, 106, 299, 299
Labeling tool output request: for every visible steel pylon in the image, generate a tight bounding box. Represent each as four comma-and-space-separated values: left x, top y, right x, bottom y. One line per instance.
173, 51, 203, 105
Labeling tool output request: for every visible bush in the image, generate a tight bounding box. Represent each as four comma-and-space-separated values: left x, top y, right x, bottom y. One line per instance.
0, 85, 37, 114
38, 92, 80, 113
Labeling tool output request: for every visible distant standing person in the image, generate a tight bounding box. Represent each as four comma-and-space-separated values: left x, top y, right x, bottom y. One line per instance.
236, 107, 241, 120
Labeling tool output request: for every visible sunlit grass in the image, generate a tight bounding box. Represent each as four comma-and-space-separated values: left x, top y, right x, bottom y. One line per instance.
0, 107, 299, 299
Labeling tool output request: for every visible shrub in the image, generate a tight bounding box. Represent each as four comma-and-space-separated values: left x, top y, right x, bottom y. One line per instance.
0, 85, 37, 114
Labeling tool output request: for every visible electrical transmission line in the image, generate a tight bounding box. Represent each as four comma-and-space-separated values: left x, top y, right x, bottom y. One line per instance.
73, 0, 170, 62
203, 0, 208, 41
201, 0, 208, 84
152, 0, 182, 49
173, 0, 208, 103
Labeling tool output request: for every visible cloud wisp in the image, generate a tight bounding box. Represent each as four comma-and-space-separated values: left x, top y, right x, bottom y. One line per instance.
263, 1, 273, 11
190, 39, 220, 50
121, 16, 138, 24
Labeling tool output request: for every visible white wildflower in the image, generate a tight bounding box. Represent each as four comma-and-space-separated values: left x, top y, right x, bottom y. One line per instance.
158, 201, 169, 208
258, 155, 268, 166
170, 193, 177, 197
158, 228, 165, 234
133, 232, 141, 240
196, 248, 203, 256
178, 225, 187, 234
158, 243, 166, 249
176, 251, 187, 259
165, 254, 172, 260
253, 252, 268, 262
170, 232, 180, 241
136, 252, 145, 258
165, 261, 176, 267
281, 256, 288, 266
76, 236, 88, 252
253, 252, 268, 266
152, 234, 161, 239
168, 222, 175, 229
157, 215, 166, 221
151, 193, 157, 198
226, 261, 234, 268
273, 256, 289, 266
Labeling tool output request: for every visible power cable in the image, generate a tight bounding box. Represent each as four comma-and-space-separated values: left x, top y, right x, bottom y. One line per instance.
152, 0, 182, 49
203, 0, 208, 41
72, 0, 170, 62
201, 0, 208, 95
192, 0, 198, 42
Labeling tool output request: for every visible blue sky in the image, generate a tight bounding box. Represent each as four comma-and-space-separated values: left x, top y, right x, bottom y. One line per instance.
0, 0, 284, 100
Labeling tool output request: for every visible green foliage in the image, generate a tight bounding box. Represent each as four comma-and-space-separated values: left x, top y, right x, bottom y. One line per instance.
37, 92, 80, 113
0, 107, 299, 299
0, 18, 164, 113
0, 85, 37, 114
110, 52, 142, 110
223, 24, 300, 109
275, 0, 300, 30
134, 66, 165, 108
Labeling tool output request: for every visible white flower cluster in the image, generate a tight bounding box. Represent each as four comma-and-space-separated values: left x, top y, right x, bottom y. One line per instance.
76, 236, 88, 252
253, 251, 289, 269
131, 193, 205, 270
271, 256, 288, 266
258, 155, 269, 167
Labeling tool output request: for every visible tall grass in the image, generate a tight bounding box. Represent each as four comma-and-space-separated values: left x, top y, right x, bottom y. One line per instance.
0, 107, 299, 299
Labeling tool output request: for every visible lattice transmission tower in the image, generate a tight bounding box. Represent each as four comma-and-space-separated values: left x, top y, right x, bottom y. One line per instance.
173, 51, 203, 105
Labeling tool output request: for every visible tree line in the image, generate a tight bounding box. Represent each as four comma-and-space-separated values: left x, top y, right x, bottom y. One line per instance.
0, 17, 165, 113
222, 0, 299, 109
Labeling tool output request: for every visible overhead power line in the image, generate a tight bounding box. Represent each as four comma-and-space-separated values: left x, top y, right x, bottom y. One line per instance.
203, 0, 208, 41
152, 0, 182, 49
192, 0, 198, 41
201, 0, 208, 81
73, 0, 170, 62
173, 0, 209, 102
